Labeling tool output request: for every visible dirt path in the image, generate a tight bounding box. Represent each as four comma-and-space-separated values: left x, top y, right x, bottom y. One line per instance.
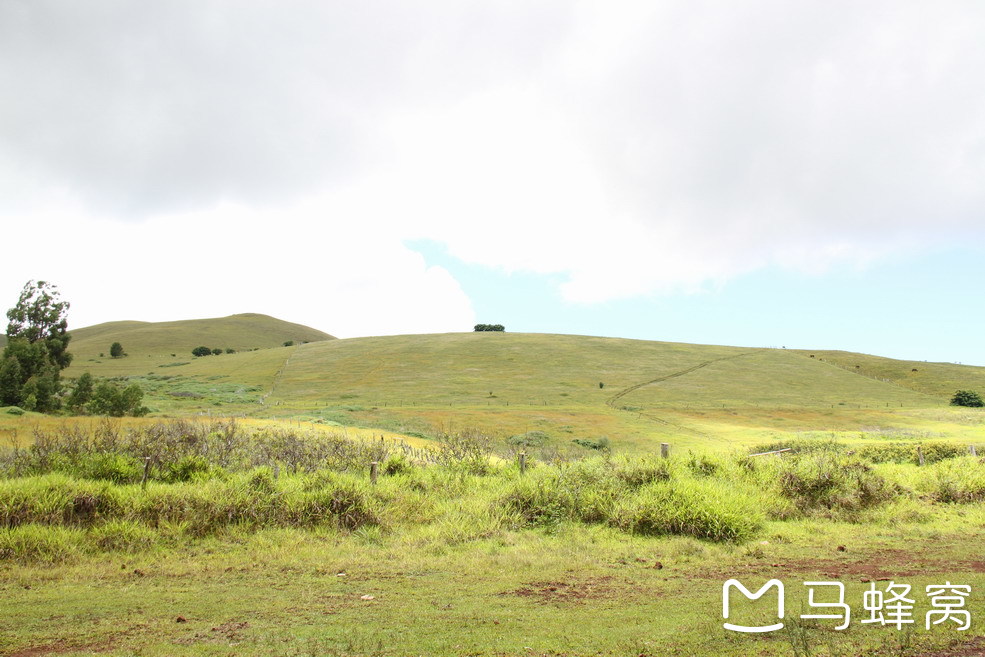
605, 352, 754, 438
259, 343, 302, 406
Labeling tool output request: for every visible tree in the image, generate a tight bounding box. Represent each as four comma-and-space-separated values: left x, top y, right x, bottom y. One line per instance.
1, 280, 72, 411
951, 390, 984, 408
0, 356, 23, 407
109, 342, 124, 358
211, 347, 222, 355
192, 346, 212, 357
88, 380, 148, 417
67, 372, 94, 413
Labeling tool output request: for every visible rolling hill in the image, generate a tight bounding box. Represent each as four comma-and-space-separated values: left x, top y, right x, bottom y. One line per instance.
53, 320, 985, 451
64, 313, 334, 378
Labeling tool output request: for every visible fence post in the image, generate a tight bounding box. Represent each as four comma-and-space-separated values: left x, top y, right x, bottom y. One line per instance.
971, 445, 978, 457
141, 457, 151, 489
661, 443, 670, 459
916, 446, 925, 466
273, 462, 280, 480
370, 461, 378, 485
519, 452, 527, 474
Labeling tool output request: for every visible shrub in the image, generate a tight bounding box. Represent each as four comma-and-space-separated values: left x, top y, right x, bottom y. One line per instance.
211, 347, 223, 356
76, 453, 142, 484
951, 390, 984, 407
572, 437, 609, 451
773, 453, 899, 512
613, 455, 672, 487
191, 346, 211, 357
610, 479, 763, 542
920, 457, 985, 503
89, 519, 156, 552
507, 431, 549, 447
381, 453, 411, 476
162, 454, 222, 483
109, 342, 124, 358
0, 524, 83, 562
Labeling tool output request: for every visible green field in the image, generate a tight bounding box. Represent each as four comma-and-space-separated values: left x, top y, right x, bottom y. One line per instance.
59, 320, 985, 453
3, 317, 985, 656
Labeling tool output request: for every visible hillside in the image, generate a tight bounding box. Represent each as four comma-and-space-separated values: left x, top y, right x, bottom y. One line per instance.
74, 330, 985, 451
790, 349, 985, 398
64, 313, 334, 378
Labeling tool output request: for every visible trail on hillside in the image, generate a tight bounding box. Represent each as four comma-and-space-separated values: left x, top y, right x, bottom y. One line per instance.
259, 343, 302, 406
605, 352, 756, 437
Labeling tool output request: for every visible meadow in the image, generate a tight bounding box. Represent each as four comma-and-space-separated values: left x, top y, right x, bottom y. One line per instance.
2, 316, 985, 655
1, 418, 984, 656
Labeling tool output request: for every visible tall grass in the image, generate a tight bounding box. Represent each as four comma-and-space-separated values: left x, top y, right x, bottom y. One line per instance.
2, 422, 983, 563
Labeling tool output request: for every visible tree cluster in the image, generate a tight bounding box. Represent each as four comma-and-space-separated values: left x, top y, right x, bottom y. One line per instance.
473, 324, 505, 332
66, 372, 148, 417
0, 281, 73, 412
192, 346, 233, 357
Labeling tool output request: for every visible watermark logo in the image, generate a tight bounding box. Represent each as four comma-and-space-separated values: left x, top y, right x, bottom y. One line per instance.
722, 579, 785, 633
723, 579, 972, 633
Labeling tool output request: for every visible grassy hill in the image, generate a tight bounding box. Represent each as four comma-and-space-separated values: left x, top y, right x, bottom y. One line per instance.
62, 328, 982, 451
64, 313, 334, 379
791, 349, 985, 398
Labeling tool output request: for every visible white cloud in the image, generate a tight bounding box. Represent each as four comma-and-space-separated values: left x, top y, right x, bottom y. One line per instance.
2, 1, 984, 330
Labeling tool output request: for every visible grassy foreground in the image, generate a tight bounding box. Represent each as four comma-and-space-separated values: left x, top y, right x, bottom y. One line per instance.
1, 421, 984, 656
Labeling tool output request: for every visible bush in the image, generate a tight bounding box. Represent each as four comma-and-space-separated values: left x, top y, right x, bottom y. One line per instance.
109, 342, 124, 359
191, 346, 211, 357
507, 431, 549, 447
572, 437, 609, 451
76, 453, 142, 484
613, 455, 672, 487
773, 453, 899, 512
951, 390, 984, 407
211, 347, 223, 356
162, 454, 222, 483
920, 457, 985, 503
89, 519, 156, 552
610, 479, 763, 542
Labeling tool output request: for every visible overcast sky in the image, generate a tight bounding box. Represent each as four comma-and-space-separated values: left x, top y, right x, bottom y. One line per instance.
2, 1, 984, 364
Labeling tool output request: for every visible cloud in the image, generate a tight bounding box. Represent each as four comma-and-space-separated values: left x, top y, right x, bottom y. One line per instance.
2, 0, 983, 323
0, 200, 475, 337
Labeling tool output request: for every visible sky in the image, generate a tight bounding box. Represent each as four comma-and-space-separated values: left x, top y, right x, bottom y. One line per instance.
2, 1, 984, 365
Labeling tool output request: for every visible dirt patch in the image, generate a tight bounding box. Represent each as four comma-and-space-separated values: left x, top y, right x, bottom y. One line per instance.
917, 635, 985, 656
6, 637, 117, 657
173, 619, 251, 645
502, 576, 634, 605
695, 548, 975, 582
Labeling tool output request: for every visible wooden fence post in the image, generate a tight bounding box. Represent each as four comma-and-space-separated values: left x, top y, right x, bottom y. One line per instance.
916, 446, 925, 466
970, 445, 978, 457
519, 452, 527, 474
660, 443, 670, 459
141, 457, 151, 489
370, 461, 378, 485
